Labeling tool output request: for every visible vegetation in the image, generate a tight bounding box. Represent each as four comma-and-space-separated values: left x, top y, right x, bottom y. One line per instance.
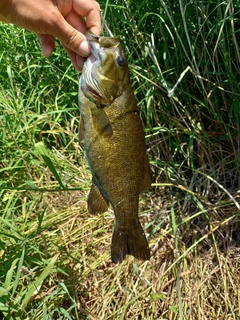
0, 0, 240, 318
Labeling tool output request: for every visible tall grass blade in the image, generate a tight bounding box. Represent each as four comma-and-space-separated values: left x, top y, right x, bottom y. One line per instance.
20, 254, 59, 308
35, 142, 66, 189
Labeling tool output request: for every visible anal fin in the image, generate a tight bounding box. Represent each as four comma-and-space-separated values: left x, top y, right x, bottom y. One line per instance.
87, 182, 109, 214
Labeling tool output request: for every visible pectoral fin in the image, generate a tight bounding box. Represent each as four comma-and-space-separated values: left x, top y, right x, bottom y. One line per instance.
91, 107, 113, 138
87, 182, 109, 214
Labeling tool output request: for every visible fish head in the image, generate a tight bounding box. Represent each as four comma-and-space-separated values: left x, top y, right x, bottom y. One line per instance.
80, 32, 128, 105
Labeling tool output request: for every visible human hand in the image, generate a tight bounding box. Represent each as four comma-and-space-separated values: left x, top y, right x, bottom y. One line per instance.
0, 0, 101, 70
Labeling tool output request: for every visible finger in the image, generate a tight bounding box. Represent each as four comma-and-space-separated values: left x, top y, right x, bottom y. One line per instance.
73, 0, 102, 35
76, 54, 85, 70
63, 11, 91, 58
51, 13, 91, 57
64, 46, 84, 71
64, 10, 86, 34
37, 34, 55, 57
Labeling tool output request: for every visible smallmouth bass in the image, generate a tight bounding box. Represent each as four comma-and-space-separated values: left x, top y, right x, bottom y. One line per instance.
78, 31, 152, 264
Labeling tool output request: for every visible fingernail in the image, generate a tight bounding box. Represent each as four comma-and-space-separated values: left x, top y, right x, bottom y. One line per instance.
78, 40, 90, 57
42, 44, 52, 57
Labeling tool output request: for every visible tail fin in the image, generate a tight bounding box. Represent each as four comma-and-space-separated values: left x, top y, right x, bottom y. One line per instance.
111, 225, 150, 264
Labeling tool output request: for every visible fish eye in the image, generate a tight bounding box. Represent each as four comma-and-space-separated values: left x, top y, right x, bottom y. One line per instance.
117, 56, 125, 67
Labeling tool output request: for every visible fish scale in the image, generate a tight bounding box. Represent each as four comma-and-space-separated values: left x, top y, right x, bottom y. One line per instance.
78, 31, 152, 264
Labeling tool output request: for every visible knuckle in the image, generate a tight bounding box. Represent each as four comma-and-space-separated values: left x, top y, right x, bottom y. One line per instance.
94, 1, 101, 11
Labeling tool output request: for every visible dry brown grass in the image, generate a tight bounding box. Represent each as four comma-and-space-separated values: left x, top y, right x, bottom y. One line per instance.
26, 177, 240, 319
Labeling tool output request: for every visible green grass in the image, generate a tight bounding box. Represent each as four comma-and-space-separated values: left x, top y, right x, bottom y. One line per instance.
1, 0, 240, 318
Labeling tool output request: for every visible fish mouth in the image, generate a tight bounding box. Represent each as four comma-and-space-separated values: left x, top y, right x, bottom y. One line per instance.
87, 32, 101, 57
81, 52, 106, 103
80, 31, 122, 105
86, 30, 121, 59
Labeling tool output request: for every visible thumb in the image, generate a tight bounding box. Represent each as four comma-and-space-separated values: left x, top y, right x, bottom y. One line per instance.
51, 14, 91, 57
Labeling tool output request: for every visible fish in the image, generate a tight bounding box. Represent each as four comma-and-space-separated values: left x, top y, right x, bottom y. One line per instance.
78, 31, 152, 264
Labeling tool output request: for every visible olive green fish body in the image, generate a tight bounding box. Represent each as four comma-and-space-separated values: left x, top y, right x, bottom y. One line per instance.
79, 32, 152, 263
